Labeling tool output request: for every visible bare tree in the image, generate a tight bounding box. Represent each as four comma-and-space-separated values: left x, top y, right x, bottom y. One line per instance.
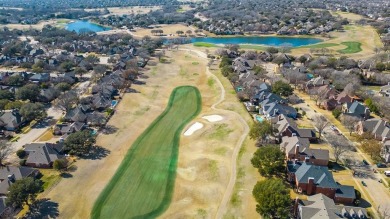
326, 134, 349, 163
313, 115, 329, 140
340, 115, 360, 135
55, 91, 79, 112
0, 141, 11, 166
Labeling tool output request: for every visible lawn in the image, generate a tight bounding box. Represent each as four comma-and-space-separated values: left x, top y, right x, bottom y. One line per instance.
299, 43, 339, 49
337, 41, 362, 54
193, 42, 219, 48
91, 86, 202, 219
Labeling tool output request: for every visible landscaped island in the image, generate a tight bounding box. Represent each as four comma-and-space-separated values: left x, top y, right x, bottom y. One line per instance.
91, 86, 202, 219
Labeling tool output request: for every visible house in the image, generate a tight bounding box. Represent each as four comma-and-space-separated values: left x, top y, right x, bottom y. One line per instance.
29, 73, 50, 83
39, 87, 59, 102
273, 115, 316, 142
379, 82, 390, 97
288, 162, 356, 204
0, 109, 24, 131
294, 194, 368, 219
23, 142, 65, 168
92, 95, 111, 111
320, 90, 352, 111
281, 136, 329, 166
261, 102, 297, 119
342, 101, 370, 120
0, 166, 39, 195
305, 77, 330, 91
64, 107, 87, 122
356, 118, 390, 141
53, 122, 85, 136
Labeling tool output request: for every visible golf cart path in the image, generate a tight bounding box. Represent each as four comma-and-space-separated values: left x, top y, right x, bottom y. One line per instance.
180, 48, 250, 219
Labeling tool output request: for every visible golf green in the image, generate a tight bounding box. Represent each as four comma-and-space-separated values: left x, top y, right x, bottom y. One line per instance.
91, 86, 202, 219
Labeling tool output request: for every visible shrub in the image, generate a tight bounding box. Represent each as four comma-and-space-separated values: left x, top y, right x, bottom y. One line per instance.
19, 159, 26, 166
332, 109, 342, 119
16, 149, 26, 159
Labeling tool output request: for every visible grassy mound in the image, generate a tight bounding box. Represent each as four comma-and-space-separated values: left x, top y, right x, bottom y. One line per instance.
91, 86, 202, 219
337, 41, 362, 54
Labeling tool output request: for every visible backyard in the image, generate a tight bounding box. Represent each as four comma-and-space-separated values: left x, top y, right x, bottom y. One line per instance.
91, 86, 202, 218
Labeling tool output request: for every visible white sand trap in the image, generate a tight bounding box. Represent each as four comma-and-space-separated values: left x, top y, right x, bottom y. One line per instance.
202, 115, 223, 122
184, 122, 203, 136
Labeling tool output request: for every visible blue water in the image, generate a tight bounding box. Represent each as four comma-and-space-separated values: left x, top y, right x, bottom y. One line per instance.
191, 36, 322, 47
256, 115, 265, 122
111, 100, 118, 107
66, 21, 110, 33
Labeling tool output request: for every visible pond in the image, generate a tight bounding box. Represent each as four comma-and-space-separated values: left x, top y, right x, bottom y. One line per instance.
65, 21, 111, 33
191, 36, 322, 47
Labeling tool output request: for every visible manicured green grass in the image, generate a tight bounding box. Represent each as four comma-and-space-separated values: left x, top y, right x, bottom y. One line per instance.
298, 43, 339, 49
337, 41, 362, 54
193, 42, 219, 47
91, 86, 202, 219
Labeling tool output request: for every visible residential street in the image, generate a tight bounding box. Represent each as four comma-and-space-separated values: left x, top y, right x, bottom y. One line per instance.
295, 93, 390, 217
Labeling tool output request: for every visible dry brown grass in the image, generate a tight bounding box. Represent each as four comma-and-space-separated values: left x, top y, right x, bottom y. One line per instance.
36, 130, 54, 142
133, 24, 198, 38
43, 48, 249, 219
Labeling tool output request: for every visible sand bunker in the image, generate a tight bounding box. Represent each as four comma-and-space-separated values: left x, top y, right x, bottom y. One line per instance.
202, 115, 223, 122
184, 122, 204, 136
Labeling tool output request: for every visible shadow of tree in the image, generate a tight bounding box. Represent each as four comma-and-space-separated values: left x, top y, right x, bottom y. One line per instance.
81, 145, 110, 160
60, 172, 73, 178
133, 80, 146, 85
67, 165, 78, 172
358, 198, 372, 208
101, 125, 118, 135
125, 88, 139, 93
26, 198, 59, 219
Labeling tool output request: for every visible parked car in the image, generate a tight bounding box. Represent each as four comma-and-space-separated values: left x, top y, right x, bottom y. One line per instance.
361, 181, 367, 186
330, 125, 336, 131
362, 160, 369, 165
376, 163, 386, 168
385, 171, 390, 177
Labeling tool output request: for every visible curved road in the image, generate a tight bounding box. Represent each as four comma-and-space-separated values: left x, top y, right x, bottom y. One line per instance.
180, 48, 250, 219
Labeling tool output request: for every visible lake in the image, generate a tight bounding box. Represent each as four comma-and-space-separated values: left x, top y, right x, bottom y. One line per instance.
65, 21, 110, 33
191, 36, 322, 47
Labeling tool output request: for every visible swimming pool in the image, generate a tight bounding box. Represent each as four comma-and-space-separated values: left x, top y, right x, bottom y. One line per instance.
111, 100, 118, 108
256, 115, 265, 122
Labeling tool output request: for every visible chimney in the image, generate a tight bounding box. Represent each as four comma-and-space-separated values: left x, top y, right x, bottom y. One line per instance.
305, 156, 310, 163
278, 114, 282, 122
295, 144, 300, 157
307, 177, 315, 195
274, 109, 278, 116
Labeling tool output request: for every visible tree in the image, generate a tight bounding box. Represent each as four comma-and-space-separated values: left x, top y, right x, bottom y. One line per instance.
20, 103, 46, 121
186, 30, 192, 35
176, 30, 184, 35
332, 109, 342, 119
55, 82, 72, 92
7, 177, 43, 207
221, 65, 233, 77
0, 141, 12, 166
249, 120, 276, 144
359, 136, 383, 163
253, 65, 266, 77
271, 80, 293, 97
266, 47, 279, 54
85, 54, 99, 64
16, 84, 40, 102
0, 90, 14, 100
327, 135, 349, 163
251, 145, 285, 177
340, 115, 360, 135
60, 61, 74, 72
313, 115, 329, 140
0, 100, 9, 110
6, 75, 24, 86
298, 55, 308, 65
64, 130, 96, 156
5, 101, 24, 110
252, 178, 291, 219
93, 64, 107, 76
55, 91, 78, 112
53, 158, 68, 172
364, 98, 379, 114
74, 67, 87, 77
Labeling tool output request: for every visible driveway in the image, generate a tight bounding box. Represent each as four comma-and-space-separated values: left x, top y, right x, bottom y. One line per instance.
295, 96, 390, 217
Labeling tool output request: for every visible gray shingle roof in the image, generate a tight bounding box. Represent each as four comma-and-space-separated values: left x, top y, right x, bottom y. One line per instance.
24, 142, 65, 166
295, 163, 338, 189
299, 194, 367, 219
335, 185, 356, 200
0, 166, 38, 195
362, 118, 390, 139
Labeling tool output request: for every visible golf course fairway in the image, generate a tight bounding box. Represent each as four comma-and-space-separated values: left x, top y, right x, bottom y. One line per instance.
91, 86, 202, 219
